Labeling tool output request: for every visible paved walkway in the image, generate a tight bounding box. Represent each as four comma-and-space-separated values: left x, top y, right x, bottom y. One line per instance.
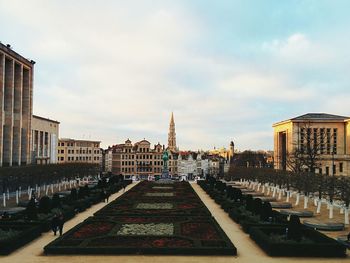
0, 182, 348, 263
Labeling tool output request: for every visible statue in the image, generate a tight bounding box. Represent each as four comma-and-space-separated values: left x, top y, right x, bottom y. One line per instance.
162, 150, 169, 170
161, 150, 170, 179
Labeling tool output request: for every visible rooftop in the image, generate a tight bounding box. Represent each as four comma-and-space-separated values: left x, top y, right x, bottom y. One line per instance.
273, 113, 350, 126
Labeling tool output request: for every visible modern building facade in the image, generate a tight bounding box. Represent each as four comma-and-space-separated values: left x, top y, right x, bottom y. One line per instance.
111, 139, 178, 179
273, 113, 350, 175
31, 115, 59, 164
57, 138, 101, 165
0, 43, 35, 166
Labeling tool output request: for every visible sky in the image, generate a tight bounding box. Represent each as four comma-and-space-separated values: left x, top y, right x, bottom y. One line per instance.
1, 0, 350, 151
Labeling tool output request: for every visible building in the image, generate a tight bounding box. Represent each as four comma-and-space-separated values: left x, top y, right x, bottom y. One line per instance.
101, 148, 113, 173
177, 151, 209, 179
209, 141, 234, 162
57, 138, 101, 165
31, 115, 59, 164
168, 112, 177, 152
273, 113, 350, 175
0, 43, 35, 166
111, 139, 178, 179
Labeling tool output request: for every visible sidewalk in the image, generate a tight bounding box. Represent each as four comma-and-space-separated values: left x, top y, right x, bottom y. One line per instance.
0, 181, 348, 263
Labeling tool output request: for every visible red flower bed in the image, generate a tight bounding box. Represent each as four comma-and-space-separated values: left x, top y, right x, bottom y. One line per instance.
181, 222, 220, 240
71, 222, 114, 239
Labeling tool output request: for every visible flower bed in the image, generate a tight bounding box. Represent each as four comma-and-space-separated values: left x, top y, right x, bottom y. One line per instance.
44, 181, 237, 255
44, 215, 236, 255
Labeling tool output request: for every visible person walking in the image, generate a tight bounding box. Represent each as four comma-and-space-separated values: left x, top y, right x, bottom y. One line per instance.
57, 213, 65, 236
51, 214, 59, 236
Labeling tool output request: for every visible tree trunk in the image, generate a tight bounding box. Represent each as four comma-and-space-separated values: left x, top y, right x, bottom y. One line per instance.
278, 189, 282, 200
286, 191, 290, 202
329, 203, 334, 219
295, 193, 300, 206
257, 183, 261, 191
267, 187, 270, 195
272, 187, 276, 197
261, 184, 265, 194
304, 196, 308, 209
314, 198, 318, 206
316, 198, 322, 214
345, 207, 349, 225
340, 207, 344, 214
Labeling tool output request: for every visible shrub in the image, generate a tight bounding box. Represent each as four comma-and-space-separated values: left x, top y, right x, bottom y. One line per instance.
287, 215, 302, 242
26, 198, 38, 220
260, 202, 272, 221
70, 188, 78, 200
39, 196, 51, 214
51, 193, 61, 209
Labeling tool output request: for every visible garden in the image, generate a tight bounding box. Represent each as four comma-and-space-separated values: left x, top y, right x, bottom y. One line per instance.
44, 181, 237, 255
198, 176, 347, 257
0, 173, 129, 255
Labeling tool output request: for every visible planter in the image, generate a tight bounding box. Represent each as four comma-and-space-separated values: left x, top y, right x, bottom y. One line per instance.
249, 226, 346, 257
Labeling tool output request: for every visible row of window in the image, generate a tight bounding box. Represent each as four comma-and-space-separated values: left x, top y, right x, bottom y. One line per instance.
58, 156, 100, 161
300, 128, 338, 154
58, 149, 100, 154
318, 162, 343, 175
121, 154, 170, 160
59, 142, 100, 148
120, 167, 178, 173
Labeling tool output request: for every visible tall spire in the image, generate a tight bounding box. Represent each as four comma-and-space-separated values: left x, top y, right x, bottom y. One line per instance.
168, 112, 177, 151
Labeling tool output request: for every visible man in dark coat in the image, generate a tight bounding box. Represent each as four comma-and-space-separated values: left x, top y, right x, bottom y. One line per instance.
51, 214, 59, 236
57, 213, 65, 236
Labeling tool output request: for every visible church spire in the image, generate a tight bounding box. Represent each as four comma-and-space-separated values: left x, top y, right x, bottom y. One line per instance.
168, 112, 177, 151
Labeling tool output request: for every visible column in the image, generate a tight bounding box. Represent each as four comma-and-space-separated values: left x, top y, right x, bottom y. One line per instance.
12, 63, 22, 165
21, 67, 31, 165
0, 53, 4, 166
3, 57, 14, 166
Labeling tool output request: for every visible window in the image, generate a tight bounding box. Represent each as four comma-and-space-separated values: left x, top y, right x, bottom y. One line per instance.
340, 163, 343, 173
326, 128, 331, 154
326, 166, 329, 175
320, 128, 325, 154
319, 168, 322, 174
333, 165, 336, 175
60, 157, 64, 161
300, 128, 305, 153
333, 128, 337, 154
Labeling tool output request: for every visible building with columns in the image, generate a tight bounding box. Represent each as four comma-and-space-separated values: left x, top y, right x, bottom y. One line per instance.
0, 43, 34, 166
31, 115, 59, 164
273, 113, 350, 176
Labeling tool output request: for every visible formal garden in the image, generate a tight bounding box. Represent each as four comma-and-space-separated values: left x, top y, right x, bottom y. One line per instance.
44, 181, 237, 255
0, 165, 129, 255
198, 173, 348, 257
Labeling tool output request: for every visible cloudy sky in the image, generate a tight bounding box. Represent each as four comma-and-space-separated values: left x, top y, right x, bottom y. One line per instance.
1, 0, 349, 151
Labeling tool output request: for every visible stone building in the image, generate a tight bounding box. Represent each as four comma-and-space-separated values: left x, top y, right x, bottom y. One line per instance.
0, 43, 35, 166
273, 113, 350, 176
101, 148, 113, 173
209, 141, 234, 162
31, 115, 59, 164
57, 138, 101, 165
177, 151, 209, 179
111, 139, 178, 179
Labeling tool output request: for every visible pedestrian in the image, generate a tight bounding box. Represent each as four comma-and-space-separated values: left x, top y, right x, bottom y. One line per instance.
123, 182, 126, 192
57, 213, 65, 236
347, 232, 350, 241
105, 191, 110, 202
51, 214, 59, 236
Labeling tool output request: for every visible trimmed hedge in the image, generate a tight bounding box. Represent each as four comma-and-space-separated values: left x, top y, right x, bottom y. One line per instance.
249, 226, 346, 257
0, 222, 42, 255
